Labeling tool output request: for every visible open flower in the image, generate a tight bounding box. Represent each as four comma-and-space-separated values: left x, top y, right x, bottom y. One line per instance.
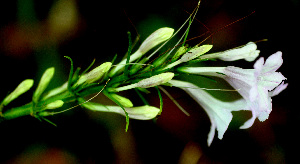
178, 51, 287, 128
168, 80, 247, 146
199, 42, 260, 62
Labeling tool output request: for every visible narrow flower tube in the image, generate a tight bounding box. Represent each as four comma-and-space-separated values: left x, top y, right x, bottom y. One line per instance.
111, 72, 174, 92
74, 62, 112, 87
169, 80, 247, 146
2, 79, 34, 106
199, 42, 260, 61
109, 27, 174, 77
82, 102, 160, 120
178, 51, 287, 129
33, 67, 55, 103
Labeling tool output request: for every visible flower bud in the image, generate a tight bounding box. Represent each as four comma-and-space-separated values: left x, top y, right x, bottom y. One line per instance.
82, 102, 160, 120
108, 27, 174, 77
75, 62, 112, 87
136, 72, 174, 88
2, 79, 34, 106
200, 42, 260, 62
45, 100, 64, 109
172, 46, 188, 60
110, 94, 133, 108
138, 27, 174, 54
164, 45, 213, 70
112, 72, 174, 92
180, 45, 213, 62
33, 67, 55, 103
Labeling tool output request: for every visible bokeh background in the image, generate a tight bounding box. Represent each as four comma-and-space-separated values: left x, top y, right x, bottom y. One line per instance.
0, 0, 295, 163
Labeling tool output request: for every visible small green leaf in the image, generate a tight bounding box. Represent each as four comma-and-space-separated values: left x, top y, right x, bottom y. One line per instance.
134, 88, 149, 105
81, 59, 96, 75
155, 86, 163, 114
103, 90, 129, 132
64, 56, 74, 91
124, 31, 132, 78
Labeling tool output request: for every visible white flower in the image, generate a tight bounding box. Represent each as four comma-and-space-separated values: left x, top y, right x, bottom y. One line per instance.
82, 103, 160, 120
168, 80, 247, 146
199, 42, 260, 62
177, 51, 287, 129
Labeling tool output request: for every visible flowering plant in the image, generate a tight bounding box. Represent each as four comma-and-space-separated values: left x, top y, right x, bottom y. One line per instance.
0, 2, 287, 146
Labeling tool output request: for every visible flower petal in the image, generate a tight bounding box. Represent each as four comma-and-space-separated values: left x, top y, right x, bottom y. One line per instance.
262, 51, 283, 74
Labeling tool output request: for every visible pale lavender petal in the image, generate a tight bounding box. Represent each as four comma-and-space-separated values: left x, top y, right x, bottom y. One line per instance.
259, 72, 286, 90
270, 82, 288, 97
254, 57, 264, 73
207, 123, 216, 146
262, 51, 283, 74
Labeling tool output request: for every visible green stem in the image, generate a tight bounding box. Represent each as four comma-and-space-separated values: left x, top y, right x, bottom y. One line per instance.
2, 103, 33, 120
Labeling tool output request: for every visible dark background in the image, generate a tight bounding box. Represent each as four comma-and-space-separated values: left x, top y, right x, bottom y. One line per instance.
0, 0, 295, 163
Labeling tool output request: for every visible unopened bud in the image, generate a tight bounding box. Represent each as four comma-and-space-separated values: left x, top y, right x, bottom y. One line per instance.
112, 72, 174, 92
136, 72, 174, 88
75, 62, 112, 87
180, 45, 213, 62
200, 42, 259, 62
110, 94, 133, 108
45, 100, 64, 109
172, 46, 188, 60
108, 27, 174, 77
138, 27, 174, 54
164, 45, 213, 70
2, 79, 34, 106
83, 102, 160, 120
33, 67, 55, 103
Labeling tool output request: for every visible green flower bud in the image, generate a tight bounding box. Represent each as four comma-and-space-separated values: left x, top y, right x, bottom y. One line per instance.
83, 102, 160, 120
45, 100, 64, 109
164, 45, 213, 70
33, 67, 55, 103
108, 27, 174, 77
199, 42, 259, 62
172, 46, 188, 60
180, 45, 213, 62
74, 62, 112, 87
2, 79, 34, 106
112, 72, 174, 92
110, 94, 133, 108
136, 72, 175, 88
138, 27, 174, 54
